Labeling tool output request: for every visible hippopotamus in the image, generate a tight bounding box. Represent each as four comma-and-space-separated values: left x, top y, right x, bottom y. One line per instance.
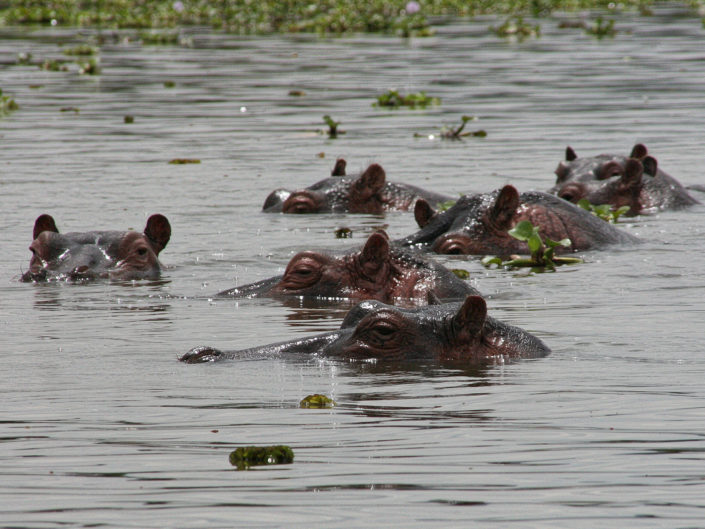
550, 143, 700, 215
262, 159, 452, 214
21, 214, 171, 282
397, 185, 639, 256
217, 230, 479, 303
179, 294, 550, 364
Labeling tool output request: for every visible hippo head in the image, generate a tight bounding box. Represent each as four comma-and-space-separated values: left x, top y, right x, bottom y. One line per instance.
579, 157, 657, 215
321, 295, 549, 362
550, 143, 652, 200
261, 161, 387, 214
21, 214, 171, 282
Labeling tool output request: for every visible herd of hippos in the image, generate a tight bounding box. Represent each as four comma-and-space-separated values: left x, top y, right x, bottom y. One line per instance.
22, 144, 701, 365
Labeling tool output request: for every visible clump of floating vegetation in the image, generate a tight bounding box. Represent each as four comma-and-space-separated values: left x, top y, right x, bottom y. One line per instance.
0, 1, 679, 35
334, 227, 353, 239
577, 199, 630, 223
439, 115, 486, 140
374, 89, 440, 109
78, 59, 100, 75
169, 158, 201, 164
585, 16, 616, 37
490, 16, 540, 40
0, 88, 19, 116
229, 445, 294, 470
40, 59, 69, 72
62, 44, 97, 56
451, 268, 471, 280
321, 115, 344, 138
482, 220, 582, 272
300, 394, 337, 408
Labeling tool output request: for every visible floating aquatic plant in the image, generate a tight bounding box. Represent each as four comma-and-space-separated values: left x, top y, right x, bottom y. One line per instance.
482, 220, 582, 272
586, 16, 616, 38
169, 158, 200, 164
490, 16, 540, 40
451, 268, 471, 280
40, 59, 69, 72
322, 115, 344, 138
577, 199, 630, 223
300, 394, 337, 408
439, 115, 486, 140
63, 45, 97, 56
229, 445, 294, 470
334, 227, 352, 239
78, 59, 100, 75
373, 89, 440, 109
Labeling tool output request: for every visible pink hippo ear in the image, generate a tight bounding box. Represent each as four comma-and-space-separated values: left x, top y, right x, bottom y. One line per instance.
642, 156, 658, 177
490, 185, 520, 230
414, 198, 437, 228
331, 158, 347, 176
630, 143, 648, 159
565, 146, 578, 162
144, 214, 171, 254
33, 214, 59, 240
451, 295, 487, 342
351, 163, 386, 201
360, 231, 391, 275
622, 158, 644, 188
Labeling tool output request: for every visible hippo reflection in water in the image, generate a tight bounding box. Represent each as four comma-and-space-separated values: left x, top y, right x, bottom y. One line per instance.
217, 230, 479, 303
180, 295, 550, 364
262, 159, 453, 214
550, 143, 700, 215
21, 214, 171, 282
398, 185, 640, 256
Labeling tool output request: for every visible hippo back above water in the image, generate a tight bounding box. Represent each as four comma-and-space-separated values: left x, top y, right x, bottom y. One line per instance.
397, 185, 639, 256
262, 159, 452, 214
550, 143, 700, 215
180, 294, 550, 364
21, 214, 171, 282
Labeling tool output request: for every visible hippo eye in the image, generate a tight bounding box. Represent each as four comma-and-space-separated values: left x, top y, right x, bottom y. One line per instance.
137, 247, 148, 256
598, 162, 623, 180
559, 192, 574, 202
369, 321, 398, 341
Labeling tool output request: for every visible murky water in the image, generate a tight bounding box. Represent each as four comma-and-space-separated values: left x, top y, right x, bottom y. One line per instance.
2, 7, 705, 528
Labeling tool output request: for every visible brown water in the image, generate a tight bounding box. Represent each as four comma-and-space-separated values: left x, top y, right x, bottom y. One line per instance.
2, 7, 705, 528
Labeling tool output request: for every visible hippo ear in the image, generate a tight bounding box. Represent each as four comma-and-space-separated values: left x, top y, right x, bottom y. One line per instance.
33, 214, 59, 240
565, 146, 577, 162
490, 185, 520, 229
331, 158, 347, 176
622, 159, 644, 188
452, 295, 487, 342
426, 291, 442, 306
360, 231, 390, 273
144, 214, 171, 254
642, 156, 657, 177
414, 199, 437, 228
630, 143, 648, 159
352, 163, 386, 201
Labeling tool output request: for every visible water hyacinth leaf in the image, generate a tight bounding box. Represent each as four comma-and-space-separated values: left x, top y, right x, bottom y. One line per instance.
545, 237, 571, 249
481, 256, 504, 268
508, 220, 537, 241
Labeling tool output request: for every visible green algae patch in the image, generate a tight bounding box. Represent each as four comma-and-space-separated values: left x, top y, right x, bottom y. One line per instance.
169, 158, 200, 164
229, 445, 294, 470
0, 89, 19, 116
374, 89, 439, 109
300, 394, 337, 408
451, 269, 471, 280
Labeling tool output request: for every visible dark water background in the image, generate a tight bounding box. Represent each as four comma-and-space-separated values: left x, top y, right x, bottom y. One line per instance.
2, 7, 705, 528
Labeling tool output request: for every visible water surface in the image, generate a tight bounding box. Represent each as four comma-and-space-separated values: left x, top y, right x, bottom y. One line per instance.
2, 8, 705, 528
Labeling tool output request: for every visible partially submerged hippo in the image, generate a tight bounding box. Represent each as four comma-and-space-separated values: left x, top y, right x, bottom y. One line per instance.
180, 294, 550, 363
398, 185, 639, 256
217, 230, 479, 303
262, 159, 452, 214
21, 214, 171, 282
551, 143, 700, 215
